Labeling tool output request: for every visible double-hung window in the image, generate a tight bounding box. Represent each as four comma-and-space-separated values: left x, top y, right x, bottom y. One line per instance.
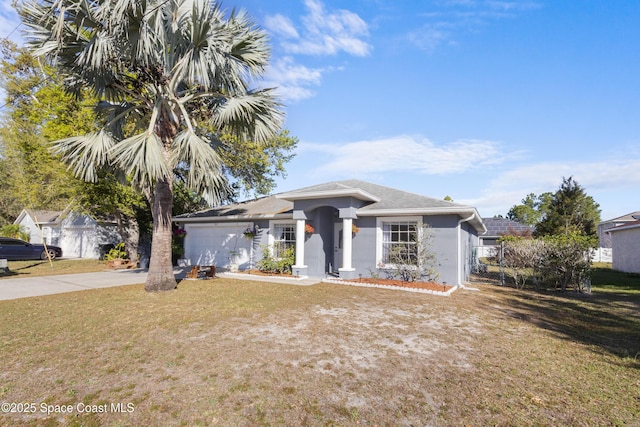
273, 223, 296, 258
381, 220, 419, 265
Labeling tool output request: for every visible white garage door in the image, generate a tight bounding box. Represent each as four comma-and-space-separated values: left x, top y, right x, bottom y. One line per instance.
184, 223, 253, 268
60, 227, 100, 259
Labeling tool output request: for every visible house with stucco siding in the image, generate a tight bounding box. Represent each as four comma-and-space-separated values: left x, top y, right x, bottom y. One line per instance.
174, 180, 486, 286
608, 220, 640, 274
14, 209, 121, 259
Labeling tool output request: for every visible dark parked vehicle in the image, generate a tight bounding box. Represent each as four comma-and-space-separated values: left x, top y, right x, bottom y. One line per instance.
0, 238, 63, 260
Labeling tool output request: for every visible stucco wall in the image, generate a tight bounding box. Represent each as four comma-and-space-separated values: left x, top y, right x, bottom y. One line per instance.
17, 216, 42, 243
189, 210, 479, 285
611, 227, 640, 274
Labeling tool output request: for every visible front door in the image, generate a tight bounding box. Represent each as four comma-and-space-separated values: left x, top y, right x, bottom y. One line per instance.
333, 223, 343, 272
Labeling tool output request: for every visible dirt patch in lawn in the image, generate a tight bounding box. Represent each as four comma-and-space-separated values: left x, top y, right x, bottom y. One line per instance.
0, 279, 638, 426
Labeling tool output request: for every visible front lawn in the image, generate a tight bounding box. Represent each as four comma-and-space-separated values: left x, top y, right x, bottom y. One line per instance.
0, 259, 108, 279
0, 276, 638, 425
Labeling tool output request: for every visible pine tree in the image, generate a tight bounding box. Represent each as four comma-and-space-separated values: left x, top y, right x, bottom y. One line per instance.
534, 177, 600, 238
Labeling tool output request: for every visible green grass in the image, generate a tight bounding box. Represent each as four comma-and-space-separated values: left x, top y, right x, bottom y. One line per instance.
591, 262, 640, 292
478, 260, 640, 293
0, 259, 109, 279
0, 275, 639, 426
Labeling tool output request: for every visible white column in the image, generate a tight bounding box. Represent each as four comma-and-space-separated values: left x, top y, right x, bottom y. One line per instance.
294, 218, 306, 268
342, 217, 353, 270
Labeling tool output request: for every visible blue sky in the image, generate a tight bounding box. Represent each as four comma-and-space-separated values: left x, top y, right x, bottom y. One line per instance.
2, 0, 639, 221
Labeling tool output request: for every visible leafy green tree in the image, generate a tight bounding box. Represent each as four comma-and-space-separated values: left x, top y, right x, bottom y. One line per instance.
219, 130, 297, 199
507, 192, 552, 226
0, 155, 21, 224
21, 0, 284, 291
0, 40, 86, 215
1, 40, 151, 257
534, 177, 600, 238
0, 224, 30, 241
76, 173, 147, 261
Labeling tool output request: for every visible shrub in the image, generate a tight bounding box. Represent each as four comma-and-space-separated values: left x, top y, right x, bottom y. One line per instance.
497, 233, 595, 292
541, 233, 594, 292
257, 245, 295, 274
380, 222, 440, 283
0, 224, 30, 242
104, 243, 128, 261
498, 236, 545, 289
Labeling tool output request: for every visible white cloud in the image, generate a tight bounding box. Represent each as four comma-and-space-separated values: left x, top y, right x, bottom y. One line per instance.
460, 157, 640, 217
304, 135, 515, 176
264, 14, 299, 39
488, 159, 640, 192
409, 0, 541, 52
262, 56, 328, 102
261, 1, 371, 101
407, 23, 455, 52
266, 0, 372, 57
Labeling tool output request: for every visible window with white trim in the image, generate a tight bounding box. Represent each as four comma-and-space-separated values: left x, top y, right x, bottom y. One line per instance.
382, 221, 418, 264
273, 223, 296, 258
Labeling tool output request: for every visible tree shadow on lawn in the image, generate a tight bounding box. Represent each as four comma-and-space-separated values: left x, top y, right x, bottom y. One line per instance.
482, 285, 640, 367
0, 261, 47, 277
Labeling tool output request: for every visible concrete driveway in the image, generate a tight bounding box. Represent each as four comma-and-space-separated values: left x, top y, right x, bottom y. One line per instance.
0, 269, 149, 301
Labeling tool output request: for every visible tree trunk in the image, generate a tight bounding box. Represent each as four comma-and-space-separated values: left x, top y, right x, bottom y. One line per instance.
145, 178, 177, 291
115, 212, 139, 263
123, 217, 140, 263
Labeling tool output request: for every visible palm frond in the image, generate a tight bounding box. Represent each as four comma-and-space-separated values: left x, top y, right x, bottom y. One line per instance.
22, 0, 285, 201
51, 130, 115, 182
172, 129, 229, 204
110, 131, 171, 188
226, 9, 271, 75
210, 88, 284, 143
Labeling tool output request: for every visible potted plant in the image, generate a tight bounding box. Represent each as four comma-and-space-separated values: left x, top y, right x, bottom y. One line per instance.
352, 223, 359, 235
104, 243, 129, 268
243, 227, 256, 240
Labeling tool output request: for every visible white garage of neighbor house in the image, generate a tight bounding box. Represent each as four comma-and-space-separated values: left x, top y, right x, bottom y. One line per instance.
174, 180, 487, 286
14, 209, 122, 259
608, 220, 640, 274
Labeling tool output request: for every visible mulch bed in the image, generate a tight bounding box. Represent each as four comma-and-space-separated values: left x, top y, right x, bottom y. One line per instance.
347, 277, 453, 292
236, 269, 299, 277
235, 270, 453, 293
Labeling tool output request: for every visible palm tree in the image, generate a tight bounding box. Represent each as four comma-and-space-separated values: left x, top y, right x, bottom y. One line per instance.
20, 0, 283, 291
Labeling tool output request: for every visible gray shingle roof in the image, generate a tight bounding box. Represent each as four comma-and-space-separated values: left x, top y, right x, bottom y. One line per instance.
176, 180, 484, 234
599, 211, 640, 225
482, 217, 533, 237
25, 209, 64, 224
280, 179, 467, 211
176, 194, 292, 219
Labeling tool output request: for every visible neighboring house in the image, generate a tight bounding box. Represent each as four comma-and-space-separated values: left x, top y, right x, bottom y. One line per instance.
13, 209, 121, 259
476, 217, 534, 258
598, 211, 640, 248
479, 217, 534, 246
607, 220, 640, 274
174, 180, 487, 286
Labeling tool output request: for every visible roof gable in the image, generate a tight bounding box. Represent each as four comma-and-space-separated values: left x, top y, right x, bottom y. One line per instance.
279, 179, 466, 211
176, 194, 292, 220
608, 219, 640, 233
175, 179, 486, 233
15, 209, 64, 225
600, 211, 640, 225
